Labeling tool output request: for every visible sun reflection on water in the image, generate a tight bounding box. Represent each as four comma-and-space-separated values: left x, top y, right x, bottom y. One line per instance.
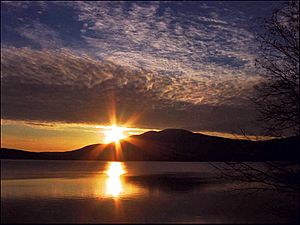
105, 162, 126, 198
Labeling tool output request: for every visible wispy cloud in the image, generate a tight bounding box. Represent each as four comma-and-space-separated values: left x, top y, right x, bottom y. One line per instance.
1, 1, 277, 135
2, 46, 260, 107
68, 1, 262, 106
2, 46, 260, 134
73, 1, 257, 75
16, 22, 62, 48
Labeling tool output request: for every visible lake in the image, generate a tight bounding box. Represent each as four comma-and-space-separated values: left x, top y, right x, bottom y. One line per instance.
1, 160, 299, 223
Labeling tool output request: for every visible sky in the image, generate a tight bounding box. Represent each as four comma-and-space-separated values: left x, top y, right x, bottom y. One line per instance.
1, 1, 283, 151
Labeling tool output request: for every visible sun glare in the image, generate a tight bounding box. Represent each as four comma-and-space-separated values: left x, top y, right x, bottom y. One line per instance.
106, 162, 126, 177
105, 162, 126, 197
104, 125, 126, 144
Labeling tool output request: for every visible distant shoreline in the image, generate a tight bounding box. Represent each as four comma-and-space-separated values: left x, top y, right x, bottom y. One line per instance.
1, 129, 299, 162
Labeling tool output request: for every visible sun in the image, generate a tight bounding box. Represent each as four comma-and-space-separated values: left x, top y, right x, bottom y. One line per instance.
104, 125, 126, 144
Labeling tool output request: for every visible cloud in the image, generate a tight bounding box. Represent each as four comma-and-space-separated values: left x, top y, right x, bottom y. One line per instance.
1, 46, 261, 134
1, 1, 278, 134
64, 1, 262, 107
16, 22, 62, 49
1, 46, 261, 106
72, 1, 258, 76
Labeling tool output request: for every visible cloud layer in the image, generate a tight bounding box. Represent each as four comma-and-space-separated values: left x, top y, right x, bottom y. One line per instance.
2, 47, 260, 133
1, 1, 281, 134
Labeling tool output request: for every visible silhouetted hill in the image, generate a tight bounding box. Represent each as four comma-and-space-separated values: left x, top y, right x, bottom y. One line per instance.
1, 129, 299, 161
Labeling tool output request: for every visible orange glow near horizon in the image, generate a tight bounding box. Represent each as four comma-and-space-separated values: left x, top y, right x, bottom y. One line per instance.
102, 91, 148, 160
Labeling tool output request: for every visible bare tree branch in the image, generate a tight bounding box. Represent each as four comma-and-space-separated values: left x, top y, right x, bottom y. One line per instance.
210, 162, 300, 194
252, 0, 299, 137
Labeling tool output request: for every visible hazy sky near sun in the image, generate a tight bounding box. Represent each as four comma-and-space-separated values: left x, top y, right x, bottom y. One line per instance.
1, 1, 282, 151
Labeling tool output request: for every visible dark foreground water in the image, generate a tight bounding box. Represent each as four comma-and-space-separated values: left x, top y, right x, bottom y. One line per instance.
1, 160, 299, 223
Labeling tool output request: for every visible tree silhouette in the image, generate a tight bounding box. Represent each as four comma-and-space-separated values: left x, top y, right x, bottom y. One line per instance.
211, 2, 300, 208
210, 162, 299, 193
253, 0, 299, 137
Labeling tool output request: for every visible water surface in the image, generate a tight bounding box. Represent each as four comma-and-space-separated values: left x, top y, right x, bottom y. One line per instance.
1, 160, 298, 223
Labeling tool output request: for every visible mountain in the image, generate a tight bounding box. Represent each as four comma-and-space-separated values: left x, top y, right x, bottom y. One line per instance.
1, 129, 299, 161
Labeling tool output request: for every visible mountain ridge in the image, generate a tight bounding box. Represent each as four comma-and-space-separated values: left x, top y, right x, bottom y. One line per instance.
1, 129, 299, 161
